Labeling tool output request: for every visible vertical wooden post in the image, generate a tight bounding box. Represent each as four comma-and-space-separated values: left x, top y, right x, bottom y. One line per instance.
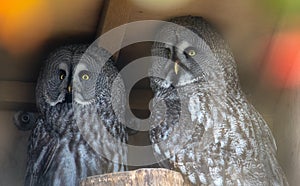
273, 89, 300, 186
96, 0, 132, 59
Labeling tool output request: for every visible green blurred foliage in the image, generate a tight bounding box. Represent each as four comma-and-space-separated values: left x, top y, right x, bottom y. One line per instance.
265, 0, 285, 13
286, 0, 300, 15
264, 0, 300, 16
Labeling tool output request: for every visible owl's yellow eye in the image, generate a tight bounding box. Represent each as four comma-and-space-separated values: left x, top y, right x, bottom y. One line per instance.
165, 48, 172, 59
82, 74, 89, 80
60, 74, 65, 80
188, 50, 196, 57
59, 70, 66, 80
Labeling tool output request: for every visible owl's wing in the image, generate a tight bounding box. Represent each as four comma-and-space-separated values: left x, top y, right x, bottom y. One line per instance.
149, 97, 179, 170
25, 118, 59, 186
150, 128, 174, 170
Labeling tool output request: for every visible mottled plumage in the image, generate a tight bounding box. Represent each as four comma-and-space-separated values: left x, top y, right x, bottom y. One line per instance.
149, 16, 288, 185
25, 44, 127, 186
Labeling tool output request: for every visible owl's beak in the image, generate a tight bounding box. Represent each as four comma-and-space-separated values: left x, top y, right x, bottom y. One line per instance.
174, 60, 180, 75
67, 85, 72, 93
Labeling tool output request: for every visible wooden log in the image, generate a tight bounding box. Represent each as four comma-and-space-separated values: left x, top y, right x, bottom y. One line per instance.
80, 168, 186, 186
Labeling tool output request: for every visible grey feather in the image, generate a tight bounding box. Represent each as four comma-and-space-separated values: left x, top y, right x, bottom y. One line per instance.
25, 44, 127, 186
149, 16, 288, 185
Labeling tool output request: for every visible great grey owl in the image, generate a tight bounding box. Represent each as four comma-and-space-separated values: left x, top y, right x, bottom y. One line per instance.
149, 16, 288, 185
25, 44, 127, 186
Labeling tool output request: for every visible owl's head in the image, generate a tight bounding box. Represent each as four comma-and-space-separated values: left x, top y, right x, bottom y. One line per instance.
72, 45, 117, 106
150, 16, 239, 93
36, 44, 88, 112
36, 44, 112, 111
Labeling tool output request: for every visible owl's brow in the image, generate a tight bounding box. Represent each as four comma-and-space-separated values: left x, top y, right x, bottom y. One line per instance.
176, 41, 191, 52
76, 63, 88, 72
58, 63, 68, 71
174, 29, 179, 42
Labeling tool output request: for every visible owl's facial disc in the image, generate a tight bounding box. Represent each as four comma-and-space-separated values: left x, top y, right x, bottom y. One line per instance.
73, 63, 96, 105
45, 63, 73, 106
164, 41, 202, 87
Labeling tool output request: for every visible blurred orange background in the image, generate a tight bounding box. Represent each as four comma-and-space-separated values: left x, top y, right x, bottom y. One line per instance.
0, 0, 102, 55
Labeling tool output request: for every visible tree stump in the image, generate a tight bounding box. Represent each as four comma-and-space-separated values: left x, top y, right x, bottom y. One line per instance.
80, 168, 186, 186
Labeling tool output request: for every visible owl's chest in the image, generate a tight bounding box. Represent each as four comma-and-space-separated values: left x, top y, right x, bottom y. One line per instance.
44, 135, 106, 185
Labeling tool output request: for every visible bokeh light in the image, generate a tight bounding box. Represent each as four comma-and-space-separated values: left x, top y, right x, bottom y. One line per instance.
264, 31, 300, 88
0, 0, 52, 55
264, 0, 300, 15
